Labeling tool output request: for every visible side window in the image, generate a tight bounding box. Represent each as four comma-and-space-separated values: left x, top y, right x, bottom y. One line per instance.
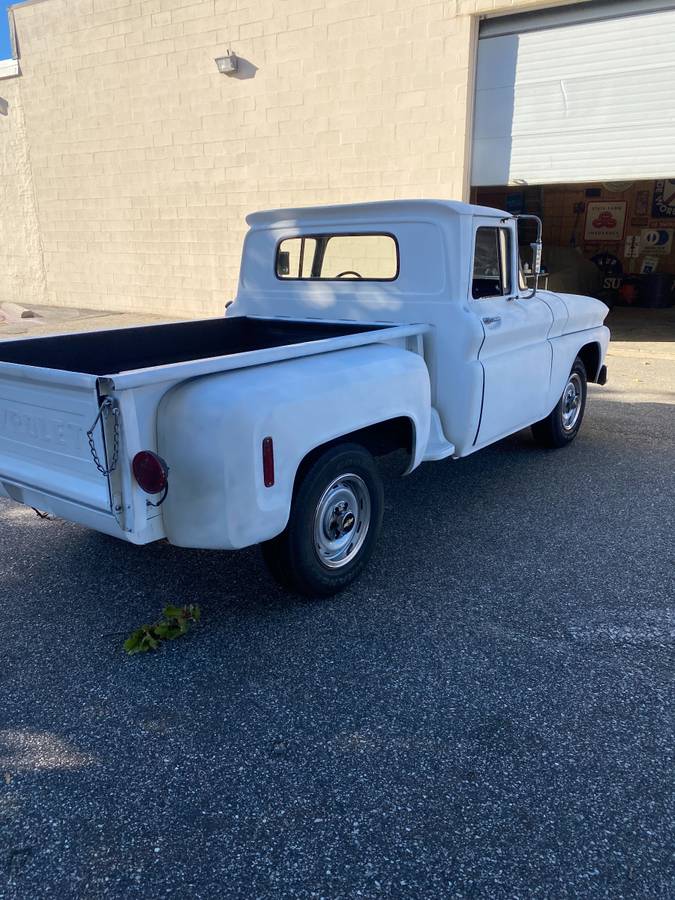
472, 227, 512, 299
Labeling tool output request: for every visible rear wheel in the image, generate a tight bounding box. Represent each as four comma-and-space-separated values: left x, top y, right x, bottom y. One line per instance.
261, 443, 384, 597
532, 357, 587, 448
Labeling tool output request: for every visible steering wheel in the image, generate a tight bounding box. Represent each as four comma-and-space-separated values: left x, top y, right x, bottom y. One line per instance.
336, 270, 362, 279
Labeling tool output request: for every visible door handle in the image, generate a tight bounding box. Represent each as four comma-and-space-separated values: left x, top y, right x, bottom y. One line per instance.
482, 316, 501, 325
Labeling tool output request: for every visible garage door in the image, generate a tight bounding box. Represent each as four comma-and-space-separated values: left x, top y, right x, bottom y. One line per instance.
472, 0, 675, 186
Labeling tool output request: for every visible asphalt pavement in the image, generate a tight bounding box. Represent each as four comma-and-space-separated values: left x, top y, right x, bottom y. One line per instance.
0, 310, 673, 898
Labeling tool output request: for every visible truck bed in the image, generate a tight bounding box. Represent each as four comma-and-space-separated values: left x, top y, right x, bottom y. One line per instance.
0, 314, 427, 539
0, 315, 386, 376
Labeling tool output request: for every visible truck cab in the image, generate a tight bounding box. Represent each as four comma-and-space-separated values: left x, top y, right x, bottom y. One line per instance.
235, 200, 609, 457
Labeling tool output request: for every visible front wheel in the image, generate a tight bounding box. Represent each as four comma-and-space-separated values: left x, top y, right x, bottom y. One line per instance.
532, 357, 587, 448
261, 443, 384, 597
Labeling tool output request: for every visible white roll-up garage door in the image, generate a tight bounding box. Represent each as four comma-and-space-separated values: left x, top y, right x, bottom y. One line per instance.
471, 0, 675, 186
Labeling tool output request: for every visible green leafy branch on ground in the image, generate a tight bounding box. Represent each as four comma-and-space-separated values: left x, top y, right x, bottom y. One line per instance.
124, 604, 201, 655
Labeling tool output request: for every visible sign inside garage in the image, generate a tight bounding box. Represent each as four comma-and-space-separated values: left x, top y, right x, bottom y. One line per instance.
652, 179, 675, 219
641, 228, 673, 254
584, 201, 627, 243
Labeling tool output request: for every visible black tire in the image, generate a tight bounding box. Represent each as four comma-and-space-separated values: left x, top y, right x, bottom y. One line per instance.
532, 356, 587, 448
261, 443, 384, 597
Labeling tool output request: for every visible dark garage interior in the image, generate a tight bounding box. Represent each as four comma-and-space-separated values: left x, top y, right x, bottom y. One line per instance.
472, 179, 675, 344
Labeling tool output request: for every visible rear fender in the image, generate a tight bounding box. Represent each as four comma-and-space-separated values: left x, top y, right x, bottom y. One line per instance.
157, 344, 430, 550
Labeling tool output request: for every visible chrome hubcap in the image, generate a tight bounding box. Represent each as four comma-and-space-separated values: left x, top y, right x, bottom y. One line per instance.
313, 473, 371, 569
561, 373, 582, 431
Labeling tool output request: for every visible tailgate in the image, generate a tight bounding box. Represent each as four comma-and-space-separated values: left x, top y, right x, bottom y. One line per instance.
0, 366, 112, 512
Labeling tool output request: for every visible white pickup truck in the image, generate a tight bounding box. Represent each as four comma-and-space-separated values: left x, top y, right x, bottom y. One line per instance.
0, 200, 609, 595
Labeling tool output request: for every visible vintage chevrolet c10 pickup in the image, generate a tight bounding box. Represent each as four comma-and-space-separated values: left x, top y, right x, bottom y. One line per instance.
0, 200, 609, 595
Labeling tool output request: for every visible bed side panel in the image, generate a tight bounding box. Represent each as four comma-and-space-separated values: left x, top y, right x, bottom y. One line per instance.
157, 344, 431, 550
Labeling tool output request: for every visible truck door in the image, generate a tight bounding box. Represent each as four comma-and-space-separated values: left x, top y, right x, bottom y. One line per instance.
470, 220, 553, 446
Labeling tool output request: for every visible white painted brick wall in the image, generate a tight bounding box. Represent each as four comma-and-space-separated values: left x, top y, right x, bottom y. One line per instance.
0, 77, 48, 308
1, 0, 567, 317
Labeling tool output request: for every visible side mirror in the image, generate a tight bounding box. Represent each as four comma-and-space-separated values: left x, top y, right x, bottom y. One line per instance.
515, 214, 543, 298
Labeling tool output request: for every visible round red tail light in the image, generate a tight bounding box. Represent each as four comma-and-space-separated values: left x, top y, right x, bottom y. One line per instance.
132, 451, 169, 495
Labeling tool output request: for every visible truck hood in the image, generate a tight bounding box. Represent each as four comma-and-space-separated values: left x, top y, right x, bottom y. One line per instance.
548, 292, 609, 333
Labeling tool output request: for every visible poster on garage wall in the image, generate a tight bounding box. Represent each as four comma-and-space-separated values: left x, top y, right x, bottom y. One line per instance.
651, 180, 675, 219
634, 190, 650, 217
641, 228, 673, 255
584, 201, 627, 242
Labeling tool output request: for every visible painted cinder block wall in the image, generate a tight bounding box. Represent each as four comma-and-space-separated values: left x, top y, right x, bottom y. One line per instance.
0, 0, 568, 318
0, 75, 47, 307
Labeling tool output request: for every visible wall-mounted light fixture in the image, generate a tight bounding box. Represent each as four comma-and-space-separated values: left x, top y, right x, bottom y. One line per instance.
215, 51, 238, 75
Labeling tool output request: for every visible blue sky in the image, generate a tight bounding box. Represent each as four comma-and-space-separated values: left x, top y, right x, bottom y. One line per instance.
0, 1, 24, 60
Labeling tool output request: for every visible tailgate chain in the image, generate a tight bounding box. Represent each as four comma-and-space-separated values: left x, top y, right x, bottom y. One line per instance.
87, 397, 120, 476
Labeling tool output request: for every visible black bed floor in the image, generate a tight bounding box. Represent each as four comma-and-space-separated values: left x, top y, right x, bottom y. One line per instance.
0, 316, 382, 376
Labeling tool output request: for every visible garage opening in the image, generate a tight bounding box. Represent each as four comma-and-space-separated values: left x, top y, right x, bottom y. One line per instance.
471, 0, 675, 340
472, 181, 675, 335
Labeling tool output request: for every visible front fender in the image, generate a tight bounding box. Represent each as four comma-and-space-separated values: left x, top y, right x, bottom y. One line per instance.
547, 325, 610, 414
157, 344, 430, 549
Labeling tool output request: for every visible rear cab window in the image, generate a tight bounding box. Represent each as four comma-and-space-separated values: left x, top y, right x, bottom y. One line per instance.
276, 234, 399, 281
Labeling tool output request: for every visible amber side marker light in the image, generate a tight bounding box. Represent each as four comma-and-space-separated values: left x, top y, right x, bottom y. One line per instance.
133, 451, 169, 495
262, 436, 274, 487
